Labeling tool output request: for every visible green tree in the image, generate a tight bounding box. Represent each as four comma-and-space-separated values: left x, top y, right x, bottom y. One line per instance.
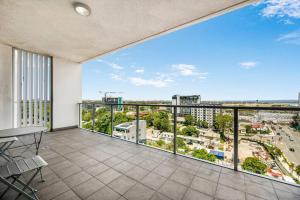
289, 162, 295, 173
153, 112, 171, 132
291, 115, 300, 131
192, 149, 216, 162
295, 165, 300, 177
156, 139, 165, 147
167, 137, 187, 152
82, 111, 92, 122
241, 157, 267, 175
184, 115, 194, 126
215, 114, 233, 141
197, 120, 209, 128
145, 113, 155, 127
245, 125, 252, 134
274, 147, 283, 156
82, 121, 93, 130
176, 137, 186, 149
196, 120, 202, 128
114, 112, 128, 125
181, 126, 199, 137
202, 121, 209, 128
94, 109, 111, 134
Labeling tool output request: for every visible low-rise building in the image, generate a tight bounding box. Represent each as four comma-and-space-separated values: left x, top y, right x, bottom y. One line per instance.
113, 120, 146, 142
191, 104, 221, 127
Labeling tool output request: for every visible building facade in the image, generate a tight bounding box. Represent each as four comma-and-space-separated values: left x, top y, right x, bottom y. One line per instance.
191, 104, 221, 127
113, 120, 146, 142
298, 92, 300, 116
102, 96, 123, 111
172, 95, 201, 115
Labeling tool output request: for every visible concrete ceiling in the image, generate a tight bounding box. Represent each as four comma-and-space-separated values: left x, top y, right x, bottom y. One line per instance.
0, 0, 256, 63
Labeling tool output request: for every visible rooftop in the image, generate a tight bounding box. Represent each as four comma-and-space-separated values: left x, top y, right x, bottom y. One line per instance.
1, 128, 299, 200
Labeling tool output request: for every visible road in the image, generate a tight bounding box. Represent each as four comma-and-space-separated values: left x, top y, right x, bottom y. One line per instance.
273, 125, 300, 166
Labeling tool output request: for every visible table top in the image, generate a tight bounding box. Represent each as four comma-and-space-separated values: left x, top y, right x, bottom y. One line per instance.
0, 127, 48, 138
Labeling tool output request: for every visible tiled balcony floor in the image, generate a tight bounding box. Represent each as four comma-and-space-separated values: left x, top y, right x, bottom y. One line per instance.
1, 128, 300, 200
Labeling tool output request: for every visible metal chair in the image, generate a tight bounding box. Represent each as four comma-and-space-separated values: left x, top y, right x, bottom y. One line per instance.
0, 137, 18, 161
0, 155, 48, 200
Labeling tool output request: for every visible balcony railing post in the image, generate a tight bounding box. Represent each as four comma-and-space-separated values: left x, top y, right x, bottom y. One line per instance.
110, 104, 113, 137
92, 104, 95, 131
233, 108, 239, 171
78, 103, 81, 128
173, 106, 177, 154
136, 105, 139, 144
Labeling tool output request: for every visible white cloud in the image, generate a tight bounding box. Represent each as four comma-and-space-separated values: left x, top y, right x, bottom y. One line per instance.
111, 73, 123, 81
97, 59, 123, 70
129, 77, 173, 88
110, 63, 123, 70
172, 64, 207, 79
135, 68, 144, 74
283, 19, 295, 24
261, 0, 300, 18
240, 61, 257, 69
277, 29, 300, 45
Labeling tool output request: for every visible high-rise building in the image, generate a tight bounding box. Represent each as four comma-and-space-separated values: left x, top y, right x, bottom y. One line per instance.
298, 92, 300, 116
102, 96, 123, 111
191, 104, 221, 127
172, 95, 201, 115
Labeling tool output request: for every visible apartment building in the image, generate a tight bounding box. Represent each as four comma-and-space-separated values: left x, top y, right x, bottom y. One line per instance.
103, 96, 123, 111
298, 92, 300, 116
113, 120, 146, 142
172, 95, 201, 115
191, 104, 221, 127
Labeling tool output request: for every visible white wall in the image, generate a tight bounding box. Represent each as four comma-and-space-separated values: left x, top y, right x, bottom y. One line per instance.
0, 43, 12, 129
53, 57, 81, 129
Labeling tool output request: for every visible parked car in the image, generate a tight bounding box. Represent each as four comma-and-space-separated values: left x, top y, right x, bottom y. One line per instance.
289, 148, 295, 152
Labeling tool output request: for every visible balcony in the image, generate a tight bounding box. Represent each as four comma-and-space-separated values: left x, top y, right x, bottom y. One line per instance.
1, 1, 300, 199
0, 128, 299, 200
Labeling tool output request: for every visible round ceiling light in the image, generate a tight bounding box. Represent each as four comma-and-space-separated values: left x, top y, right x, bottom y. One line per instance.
73, 2, 91, 16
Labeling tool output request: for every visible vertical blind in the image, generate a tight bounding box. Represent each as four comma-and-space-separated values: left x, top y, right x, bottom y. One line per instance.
13, 48, 52, 128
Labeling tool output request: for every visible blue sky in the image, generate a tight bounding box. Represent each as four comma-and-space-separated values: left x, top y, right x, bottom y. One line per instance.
83, 1, 300, 101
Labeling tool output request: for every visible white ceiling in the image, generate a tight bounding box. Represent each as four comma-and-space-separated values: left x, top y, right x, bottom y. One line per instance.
0, 0, 256, 63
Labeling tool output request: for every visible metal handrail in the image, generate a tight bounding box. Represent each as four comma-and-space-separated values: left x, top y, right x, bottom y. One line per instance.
78, 102, 300, 111
78, 102, 300, 179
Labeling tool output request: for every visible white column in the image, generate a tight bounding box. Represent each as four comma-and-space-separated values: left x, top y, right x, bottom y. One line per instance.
34, 54, 38, 125
22, 51, 28, 127
39, 55, 43, 125
43, 56, 48, 126
28, 52, 33, 126
13, 49, 22, 128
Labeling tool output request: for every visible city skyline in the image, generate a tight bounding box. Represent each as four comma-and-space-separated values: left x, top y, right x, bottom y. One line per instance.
82, 1, 300, 101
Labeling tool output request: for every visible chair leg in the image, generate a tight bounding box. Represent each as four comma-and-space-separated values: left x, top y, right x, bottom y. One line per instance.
0, 176, 19, 199
0, 176, 36, 200
15, 169, 41, 200
39, 168, 45, 182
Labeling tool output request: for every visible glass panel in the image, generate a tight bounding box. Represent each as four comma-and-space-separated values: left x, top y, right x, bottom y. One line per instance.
238, 109, 300, 185
94, 104, 111, 135
176, 106, 234, 168
138, 106, 173, 152
80, 103, 93, 131
112, 105, 137, 142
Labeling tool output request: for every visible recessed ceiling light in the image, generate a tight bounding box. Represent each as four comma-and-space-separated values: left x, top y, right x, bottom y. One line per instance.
73, 2, 91, 16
